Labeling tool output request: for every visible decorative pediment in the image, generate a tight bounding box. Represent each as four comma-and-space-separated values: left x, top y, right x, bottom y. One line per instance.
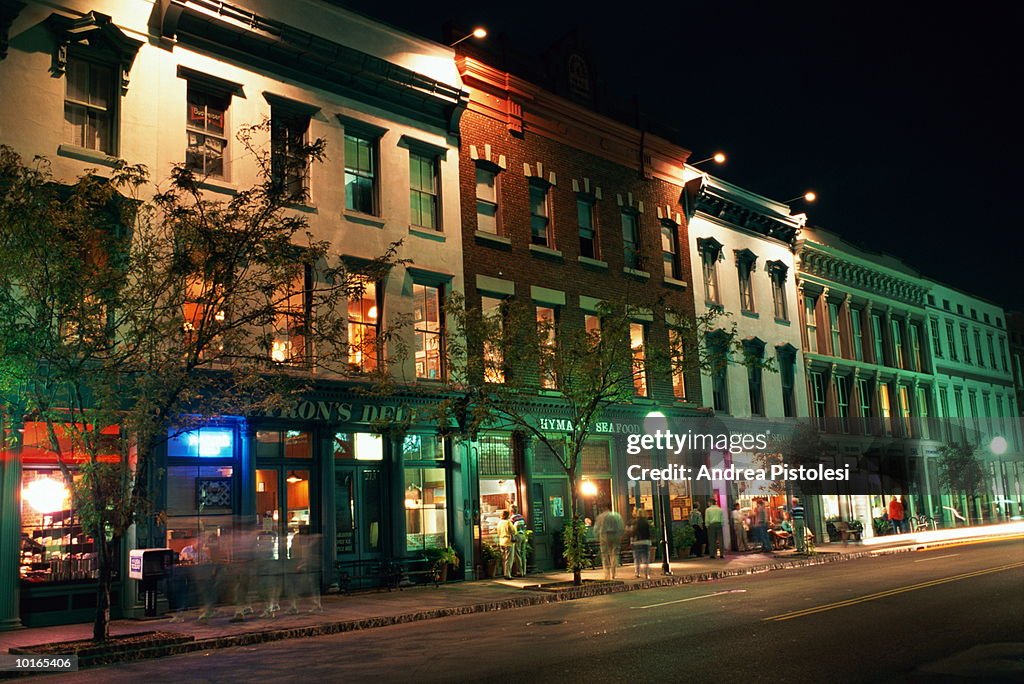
46, 11, 143, 93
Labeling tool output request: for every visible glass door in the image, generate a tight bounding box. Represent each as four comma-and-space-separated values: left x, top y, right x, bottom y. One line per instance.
335, 466, 384, 561
255, 467, 311, 560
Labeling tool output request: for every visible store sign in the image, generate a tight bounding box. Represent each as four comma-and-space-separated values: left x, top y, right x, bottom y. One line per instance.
537, 417, 642, 435
258, 399, 416, 425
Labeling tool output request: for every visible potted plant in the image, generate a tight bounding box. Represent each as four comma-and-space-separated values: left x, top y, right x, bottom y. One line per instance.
432, 546, 460, 583
481, 541, 501, 578
674, 523, 696, 559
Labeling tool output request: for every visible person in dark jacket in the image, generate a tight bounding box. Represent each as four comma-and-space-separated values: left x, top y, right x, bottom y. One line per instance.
631, 509, 653, 579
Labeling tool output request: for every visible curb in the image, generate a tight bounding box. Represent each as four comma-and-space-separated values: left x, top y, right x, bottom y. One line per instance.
2, 539, 1004, 674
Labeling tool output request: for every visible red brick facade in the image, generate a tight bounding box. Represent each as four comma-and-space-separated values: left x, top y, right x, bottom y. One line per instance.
456, 57, 702, 405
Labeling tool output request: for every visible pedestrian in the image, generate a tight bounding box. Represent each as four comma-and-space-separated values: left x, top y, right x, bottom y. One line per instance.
898, 495, 910, 533
510, 504, 528, 577
791, 497, 806, 553
755, 499, 771, 553
594, 506, 625, 580
689, 504, 705, 557
286, 526, 323, 614
630, 509, 652, 579
255, 526, 281, 617
496, 510, 516, 579
705, 498, 725, 559
888, 496, 904, 535
730, 503, 748, 552
229, 520, 255, 623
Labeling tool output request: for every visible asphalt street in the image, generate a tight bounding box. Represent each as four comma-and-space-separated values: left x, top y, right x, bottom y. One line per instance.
43, 538, 1024, 683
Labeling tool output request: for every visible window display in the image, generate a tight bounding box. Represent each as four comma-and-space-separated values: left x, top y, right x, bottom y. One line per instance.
20, 470, 97, 583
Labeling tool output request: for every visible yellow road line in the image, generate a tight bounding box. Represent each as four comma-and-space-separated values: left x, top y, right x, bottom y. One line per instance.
911, 534, 1024, 552
764, 562, 1024, 622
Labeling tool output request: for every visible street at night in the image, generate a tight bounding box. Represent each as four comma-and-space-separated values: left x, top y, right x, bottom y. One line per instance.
40, 539, 1024, 683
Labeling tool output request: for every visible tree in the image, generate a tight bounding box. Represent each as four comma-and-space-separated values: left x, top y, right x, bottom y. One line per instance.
426, 293, 765, 585
937, 443, 987, 525
0, 128, 398, 640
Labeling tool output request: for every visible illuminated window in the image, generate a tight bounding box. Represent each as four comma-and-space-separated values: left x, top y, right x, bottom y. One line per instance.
410, 152, 439, 230
804, 295, 818, 353
345, 133, 377, 215
271, 268, 309, 366
482, 296, 506, 383
168, 427, 236, 459
414, 284, 444, 380
630, 322, 648, 397
186, 86, 228, 178
64, 57, 114, 154
670, 327, 687, 401
182, 276, 225, 360
348, 279, 379, 372
829, 302, 842, 357
404, 467, 447, 551
537, 306, 558, 389
878, 382, 892, 435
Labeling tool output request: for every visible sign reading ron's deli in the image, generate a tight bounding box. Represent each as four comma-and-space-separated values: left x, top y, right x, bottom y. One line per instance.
257, 398, 642, 435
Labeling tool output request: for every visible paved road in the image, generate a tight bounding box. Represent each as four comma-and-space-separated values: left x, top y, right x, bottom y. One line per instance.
45, 539, 1024, 683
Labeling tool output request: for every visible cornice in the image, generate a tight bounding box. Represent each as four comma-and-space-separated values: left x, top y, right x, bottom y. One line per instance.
797, 242, 928, 308
160, 0, 468, 132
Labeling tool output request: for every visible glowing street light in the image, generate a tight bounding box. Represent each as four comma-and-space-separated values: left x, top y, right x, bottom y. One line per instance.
785, 191, 817, 204
449, 27, 487, 47
690, 152, 727, 167
991, 436, 1008, 456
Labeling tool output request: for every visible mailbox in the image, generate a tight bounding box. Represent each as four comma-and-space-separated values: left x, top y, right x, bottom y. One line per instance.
129, 548, 174, 581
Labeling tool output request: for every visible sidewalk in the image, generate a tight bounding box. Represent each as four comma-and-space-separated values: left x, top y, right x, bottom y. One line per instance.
2, 526, 1020, 669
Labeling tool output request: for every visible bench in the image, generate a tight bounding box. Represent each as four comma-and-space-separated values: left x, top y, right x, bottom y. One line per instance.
826, 521, 863, 544
335, 559, 391, 595
391, 556, 441, 590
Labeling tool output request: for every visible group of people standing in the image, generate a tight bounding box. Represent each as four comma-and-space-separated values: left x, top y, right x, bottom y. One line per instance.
495, 505, 528, 579
594, 507, 655, 580
688, 499, 726, 559
693, 497, 809, 555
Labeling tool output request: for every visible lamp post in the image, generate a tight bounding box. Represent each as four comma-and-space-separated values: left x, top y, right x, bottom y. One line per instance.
644, 411, 672, 576
449, 27, 487, 47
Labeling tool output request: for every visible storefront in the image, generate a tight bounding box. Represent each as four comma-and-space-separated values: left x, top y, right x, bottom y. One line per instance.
13, 421, 125, 627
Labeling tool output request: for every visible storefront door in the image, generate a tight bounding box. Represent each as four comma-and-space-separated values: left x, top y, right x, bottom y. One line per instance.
255, 466, 312, 560
334, 465, 384, 564
533, 479, 569, 570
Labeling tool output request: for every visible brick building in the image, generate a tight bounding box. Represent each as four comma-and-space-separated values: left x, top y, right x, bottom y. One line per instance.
454, 53, 707, 571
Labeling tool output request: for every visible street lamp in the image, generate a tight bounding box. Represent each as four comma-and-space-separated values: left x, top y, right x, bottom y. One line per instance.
690, 152, 727, 167
990, 436, 1008, 456
449, 27, 487, 47
784, 191, 817, 204
644, 410, 673, 576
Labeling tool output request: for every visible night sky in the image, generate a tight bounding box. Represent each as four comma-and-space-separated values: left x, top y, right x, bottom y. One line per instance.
337, 1, 1022, 310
